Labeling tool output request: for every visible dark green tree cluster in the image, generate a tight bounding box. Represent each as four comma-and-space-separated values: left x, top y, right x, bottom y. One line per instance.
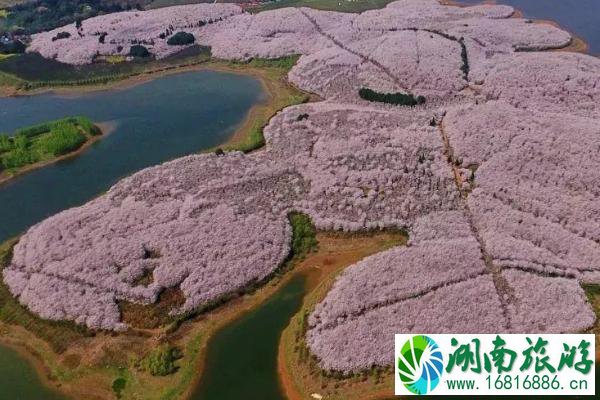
111, 377, 126, 399
358, 87, 425, 106
289, 212, 318, 259
51, 31, 71, 41
459, 38, 469, 80
0, 38, 25, 54
139, 345, 183, 376
167, 31, 195, 46
129, 44, 150, 58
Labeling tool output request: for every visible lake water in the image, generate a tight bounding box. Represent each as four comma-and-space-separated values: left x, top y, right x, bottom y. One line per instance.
0, 69, 262, 399
0, 70, 264, 243
0, 345, 66, 400
191, 275, 307, 400
456, 0, 600, 55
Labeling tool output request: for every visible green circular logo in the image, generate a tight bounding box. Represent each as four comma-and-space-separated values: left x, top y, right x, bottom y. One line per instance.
397, 335, 444, 395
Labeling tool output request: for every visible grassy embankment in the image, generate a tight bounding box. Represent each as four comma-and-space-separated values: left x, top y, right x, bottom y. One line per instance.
251, 0, 396, 13
279, 230, 408, 400
583, 284, 600, 361
0, 116, 102, 182
208, 56, 311, 153
0, 212, 337, 399
0, 46, 213, 92
280, 285, 600, 400
279, 278, 600, 400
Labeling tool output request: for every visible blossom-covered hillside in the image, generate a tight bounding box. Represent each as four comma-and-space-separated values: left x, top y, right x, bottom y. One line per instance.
5, 0, 600, 372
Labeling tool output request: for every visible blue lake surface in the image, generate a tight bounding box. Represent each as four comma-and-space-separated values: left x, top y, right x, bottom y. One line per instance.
456, 0, 600, 54
0, 70, 264, 243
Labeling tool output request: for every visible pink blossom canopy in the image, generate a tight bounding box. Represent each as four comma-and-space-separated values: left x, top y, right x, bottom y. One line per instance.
5, 0, 599, 371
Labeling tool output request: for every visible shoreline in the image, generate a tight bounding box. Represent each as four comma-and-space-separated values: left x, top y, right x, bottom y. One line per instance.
177, 267, 314, 400
0, 56, 313, 400
276, 232, 408, 400
439, 0, 591, 55
0, 336, 65, 397
0, 121, 114, 187
0, 57, 300, 98
0, 59, 311, 187
185, 230, 407, 400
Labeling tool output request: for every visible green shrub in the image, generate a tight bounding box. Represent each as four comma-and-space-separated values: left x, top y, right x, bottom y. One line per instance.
459, 38, 469, 79
73, 116, 101, 136
358, 87, 425, 106
15, 122, 51, 138
0, 134, 12, 152
51, 31, 71, 41
129, 45, 150, 58
167, 31, 195, 46
289, 212, 318, 259
139, 345, 183, 376
111, 377, 126, 399
13, 134, 28, 149
35, 121, 85, 156
1, 147, 37, 168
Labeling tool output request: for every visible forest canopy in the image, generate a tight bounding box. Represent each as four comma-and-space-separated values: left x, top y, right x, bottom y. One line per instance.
0, 0, 145, 35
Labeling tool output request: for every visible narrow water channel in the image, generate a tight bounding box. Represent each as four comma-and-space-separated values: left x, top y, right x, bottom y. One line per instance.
191, 274, 307, 400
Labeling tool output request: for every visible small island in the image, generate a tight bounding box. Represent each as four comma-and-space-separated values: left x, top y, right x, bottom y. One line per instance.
0, 116, 102, 182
